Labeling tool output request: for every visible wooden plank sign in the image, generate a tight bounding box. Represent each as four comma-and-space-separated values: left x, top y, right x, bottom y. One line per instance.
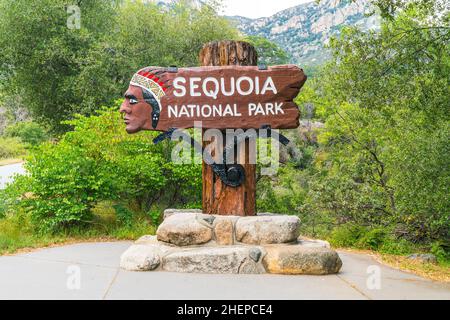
121, 65, 307, 133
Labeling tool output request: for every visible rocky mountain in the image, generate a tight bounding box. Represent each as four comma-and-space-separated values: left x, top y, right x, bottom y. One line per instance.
228, 0, 380, 66
148, 0, 203, 10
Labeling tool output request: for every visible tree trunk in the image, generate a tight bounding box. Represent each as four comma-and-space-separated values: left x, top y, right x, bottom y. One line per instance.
200, 41, 258, 216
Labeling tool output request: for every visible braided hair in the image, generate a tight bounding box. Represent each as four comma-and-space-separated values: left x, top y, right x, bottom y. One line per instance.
130, 67, 172, 129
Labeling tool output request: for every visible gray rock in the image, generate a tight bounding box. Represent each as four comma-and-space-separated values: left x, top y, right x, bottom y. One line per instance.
407, 254, 438, 264
298, 239, 331, 249
249, 248, 262, 262
157, 213, 213, 246
263, 245, 342, 275
163, 209, 202, 220
120, 245, 161, 272
135, 235, 158, 245
236, 215, 300, 245
162, 246, 265, 274
200, 215, 216, 226
213, 216, 240, 246
134, 236, 177, 255
239, 258, 266, 274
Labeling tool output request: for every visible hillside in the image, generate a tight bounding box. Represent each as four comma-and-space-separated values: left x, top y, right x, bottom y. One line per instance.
228, 0, 380, 66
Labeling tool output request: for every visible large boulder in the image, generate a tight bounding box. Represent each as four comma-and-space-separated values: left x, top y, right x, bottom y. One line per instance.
162, 246, 266, 274
120, 245, 161, 272
135, 235, 159, 245
163, 209, 203, 220
407, 254, 438, 264
213, 216, 240, 245
157, 213, 213, 246
297, 238, 331, 249
263, 245, 342, 275
236, 215, 300, 245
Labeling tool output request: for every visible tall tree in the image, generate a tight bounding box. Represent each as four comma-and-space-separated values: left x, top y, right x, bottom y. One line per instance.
0, 0, 239, 133
244, 36, 290, 65
299, 3, 450, 241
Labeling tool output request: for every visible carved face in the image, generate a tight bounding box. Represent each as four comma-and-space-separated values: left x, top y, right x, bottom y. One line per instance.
120, 85, 153, 134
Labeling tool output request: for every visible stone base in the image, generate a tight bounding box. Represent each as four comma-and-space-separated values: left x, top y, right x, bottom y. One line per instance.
120, 210, 342, 275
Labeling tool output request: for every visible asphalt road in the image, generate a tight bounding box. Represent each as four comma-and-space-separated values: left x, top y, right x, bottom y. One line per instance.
0, 241, 449, 300
0, 162, 25, 189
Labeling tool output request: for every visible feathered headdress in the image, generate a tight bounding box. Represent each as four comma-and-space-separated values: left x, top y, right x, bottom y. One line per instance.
130, 67, 170, 129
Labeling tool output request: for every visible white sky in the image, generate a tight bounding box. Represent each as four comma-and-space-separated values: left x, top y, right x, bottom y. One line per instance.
219, 0, 312, 19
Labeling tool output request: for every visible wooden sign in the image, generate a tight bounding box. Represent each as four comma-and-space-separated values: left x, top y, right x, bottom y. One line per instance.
124, 65, 307, 132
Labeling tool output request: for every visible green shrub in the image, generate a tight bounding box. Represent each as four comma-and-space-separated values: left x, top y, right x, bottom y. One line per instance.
0, 191, 5, 219
4, 122, 48, 146
356, 228, 386, 250
328, 224, 367, 248
297, 6, 450, 245
147, 206, 163, 226
431, 241, 450, 263
11, 106, 201, 232
0, 201, 157, 254
0, 211, 35, 252
113, 204, 134, 227
0, 174, 31, 218
378, 238, 415, 255
0, 137, 26, 159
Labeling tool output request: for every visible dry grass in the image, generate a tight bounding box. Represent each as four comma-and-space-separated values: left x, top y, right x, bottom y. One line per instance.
2, 237, 129, 256
338, 248, 450, 282
376, 254, 450, 283
0, 158, 23, 166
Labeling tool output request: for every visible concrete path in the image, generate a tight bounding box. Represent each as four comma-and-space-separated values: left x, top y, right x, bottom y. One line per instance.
0, 162, 25, 189
0, 242, 448, 300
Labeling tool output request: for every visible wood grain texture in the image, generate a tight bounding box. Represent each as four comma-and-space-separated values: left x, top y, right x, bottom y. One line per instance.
201, 41, 259, 216
199, 40, 258, 66
142, 65, 306, 132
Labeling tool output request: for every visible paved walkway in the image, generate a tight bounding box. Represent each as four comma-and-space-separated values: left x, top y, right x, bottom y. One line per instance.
0, 162, 25, 189
0, 242, 449, 300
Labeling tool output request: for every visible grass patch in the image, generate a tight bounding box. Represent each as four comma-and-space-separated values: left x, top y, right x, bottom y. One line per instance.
0, 214, 65, 255
377, 254, 450, 282
0, 201, 157, 255
326, 224, 450, 282
0, 137, 27, 160
338, 247, 450, 282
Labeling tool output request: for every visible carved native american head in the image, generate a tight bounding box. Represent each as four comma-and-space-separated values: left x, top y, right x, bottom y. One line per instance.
120, 67, 171, 134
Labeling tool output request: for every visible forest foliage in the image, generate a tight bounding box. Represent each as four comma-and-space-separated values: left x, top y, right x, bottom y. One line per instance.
0, 0, 239, 133
0, 0, 448, 258
270, 2, 449, 253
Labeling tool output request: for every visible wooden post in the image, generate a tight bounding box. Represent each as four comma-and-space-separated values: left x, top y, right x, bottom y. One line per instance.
199, 41, 258, 216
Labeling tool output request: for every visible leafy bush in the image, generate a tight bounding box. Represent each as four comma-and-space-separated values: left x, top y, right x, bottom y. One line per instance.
0, 174, 31, 219
0, 137, 26, 159
0, 200, 157, 254
296, 5, 450, 245
4, 122, 48, 146
0, 210, 36, 252
430, 242, 450, 263
11, 106, 201, 232
329, 225, 413, 253
356, 228, 386, 250
328, 224, 367, 248
113, 204, 134, 227
379, 238, 415, 255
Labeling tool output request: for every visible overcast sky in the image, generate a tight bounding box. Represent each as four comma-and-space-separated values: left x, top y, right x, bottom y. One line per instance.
219, 0, 312, 19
